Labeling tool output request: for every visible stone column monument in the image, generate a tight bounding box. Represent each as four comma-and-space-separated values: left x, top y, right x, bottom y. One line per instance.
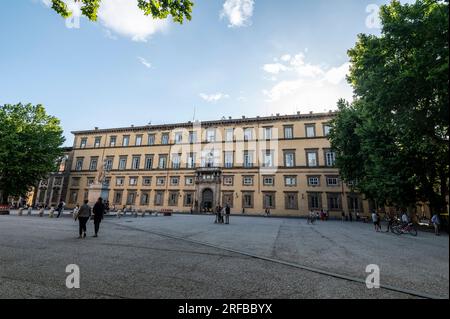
88, 159, 109, 206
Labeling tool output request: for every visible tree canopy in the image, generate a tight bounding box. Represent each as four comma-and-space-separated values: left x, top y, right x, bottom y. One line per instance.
329, 0, 449, 213
0, 104, 65, 204
50, 0, 194, 24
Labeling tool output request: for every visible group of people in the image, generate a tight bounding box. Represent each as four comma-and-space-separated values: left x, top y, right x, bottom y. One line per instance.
72, 198, 106, 239
214, 204, 231, 224
372, 210, 442, 236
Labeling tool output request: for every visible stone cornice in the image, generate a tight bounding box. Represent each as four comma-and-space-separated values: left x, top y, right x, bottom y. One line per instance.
71, 112, 336, 136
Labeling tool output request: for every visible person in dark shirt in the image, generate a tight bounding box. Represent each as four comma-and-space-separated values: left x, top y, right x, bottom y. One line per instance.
225, 204, 231, 224
92, 197, 105, 238
56, 201, 65, 218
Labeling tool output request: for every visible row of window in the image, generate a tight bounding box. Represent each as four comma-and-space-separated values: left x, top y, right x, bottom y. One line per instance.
72, 175, 340, 188
77, 124, 332, 149
74, 149, 336, 171
69, 190, 361, 212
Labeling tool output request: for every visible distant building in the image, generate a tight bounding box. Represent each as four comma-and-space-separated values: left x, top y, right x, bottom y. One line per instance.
66, 112, 369, 217
34, 147, 74, 208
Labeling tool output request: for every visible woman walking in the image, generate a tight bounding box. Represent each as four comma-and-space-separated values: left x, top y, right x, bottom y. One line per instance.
77, 200, 91, 239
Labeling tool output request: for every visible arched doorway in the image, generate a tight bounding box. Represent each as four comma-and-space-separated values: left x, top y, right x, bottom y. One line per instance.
202, 188, 214, 212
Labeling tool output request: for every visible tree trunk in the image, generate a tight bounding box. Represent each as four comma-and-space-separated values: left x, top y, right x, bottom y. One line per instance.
0, 191, 8, 205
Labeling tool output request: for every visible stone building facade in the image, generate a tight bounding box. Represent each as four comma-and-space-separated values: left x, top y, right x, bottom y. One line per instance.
65, 112, 369, 217
34, 147, 74, 208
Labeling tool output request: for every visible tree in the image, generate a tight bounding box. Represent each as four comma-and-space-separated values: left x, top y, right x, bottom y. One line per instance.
50, 0, 194, 24
329, 0, 449, 214
0, 104, 65, 205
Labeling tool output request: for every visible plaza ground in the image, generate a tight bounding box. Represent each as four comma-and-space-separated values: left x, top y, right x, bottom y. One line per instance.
0, 212, 448, 299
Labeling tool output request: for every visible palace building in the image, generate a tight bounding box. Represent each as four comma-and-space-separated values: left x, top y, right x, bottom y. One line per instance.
65, 112, 369, 217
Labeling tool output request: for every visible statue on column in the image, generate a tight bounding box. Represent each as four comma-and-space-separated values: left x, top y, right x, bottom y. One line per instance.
95, 159, 108, 185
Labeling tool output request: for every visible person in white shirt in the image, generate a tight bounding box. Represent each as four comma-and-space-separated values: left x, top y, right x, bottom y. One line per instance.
431, 214, 441, 236
401, 212, 409, 223
372, 210, 381, 232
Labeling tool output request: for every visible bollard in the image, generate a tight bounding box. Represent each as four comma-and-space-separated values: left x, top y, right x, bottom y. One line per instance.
28, 207, 32, 216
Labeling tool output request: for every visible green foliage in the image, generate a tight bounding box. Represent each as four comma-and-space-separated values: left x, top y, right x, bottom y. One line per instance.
0, 104, 65, 204
330, 0, 449, 212
50, 0, 193, 23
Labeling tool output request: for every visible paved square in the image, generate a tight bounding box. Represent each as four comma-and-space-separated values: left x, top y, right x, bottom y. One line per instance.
0, 213, 448, 299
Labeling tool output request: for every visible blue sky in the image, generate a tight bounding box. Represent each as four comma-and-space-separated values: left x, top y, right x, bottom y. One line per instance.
0, 0, 410, 145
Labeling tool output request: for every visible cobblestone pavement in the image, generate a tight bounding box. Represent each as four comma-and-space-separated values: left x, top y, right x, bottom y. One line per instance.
0, 212, 447, 299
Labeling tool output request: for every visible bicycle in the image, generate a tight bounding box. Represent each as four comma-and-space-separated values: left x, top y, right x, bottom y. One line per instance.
392, 222, 418, 236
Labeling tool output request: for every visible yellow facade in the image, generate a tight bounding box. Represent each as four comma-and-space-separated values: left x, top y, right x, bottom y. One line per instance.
66, 112, 369, 217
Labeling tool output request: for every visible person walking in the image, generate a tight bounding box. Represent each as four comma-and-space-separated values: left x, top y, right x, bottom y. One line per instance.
92, 197, 106, 238
349, 211, 353, 222
307, 211, 316, 225
225, 204, 231, 224
341, 211, 346, 222
214, 207, 219, 224
77, 200, 91, 239
372, 210, 381, 232
72, 204, 80, 220
431, 213, 441, 236
56, 200, 65, 218
218, 205, 224, 224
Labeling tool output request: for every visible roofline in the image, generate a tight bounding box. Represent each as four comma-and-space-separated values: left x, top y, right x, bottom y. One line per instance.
71, 111, 337, 135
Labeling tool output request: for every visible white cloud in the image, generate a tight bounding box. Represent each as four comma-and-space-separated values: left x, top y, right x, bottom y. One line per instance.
220, 0, 254, 28
98, 0, 168, 42
262, 63, 288, 75
262, 52, 353, 113
199, 93, 230, 103
104, 29, 118, 40
280, 54, 291, 62
138, 57, 152, 69
40, 0, 168, 41
324, 62, 351, 85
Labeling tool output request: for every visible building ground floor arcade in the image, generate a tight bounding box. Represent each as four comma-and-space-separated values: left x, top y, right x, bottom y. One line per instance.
65, 167, 370, 218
